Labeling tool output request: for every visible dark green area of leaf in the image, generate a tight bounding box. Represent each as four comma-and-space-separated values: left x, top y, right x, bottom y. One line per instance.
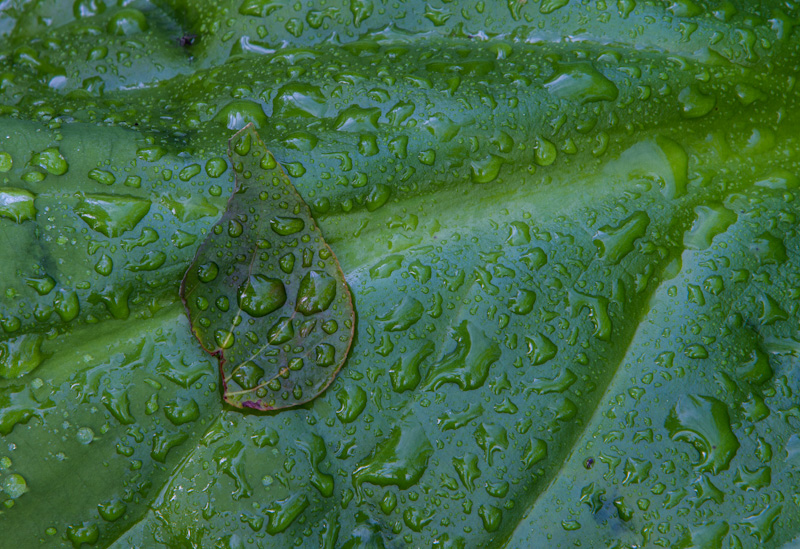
181, 124, 354, 410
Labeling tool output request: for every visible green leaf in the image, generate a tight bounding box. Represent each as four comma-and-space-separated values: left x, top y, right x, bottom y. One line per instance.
1, 0, 800, 548
181, 124, 354, 410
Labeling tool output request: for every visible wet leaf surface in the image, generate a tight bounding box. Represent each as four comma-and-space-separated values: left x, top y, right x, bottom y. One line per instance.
181, 124, 354, 410
1, 1, 800, 548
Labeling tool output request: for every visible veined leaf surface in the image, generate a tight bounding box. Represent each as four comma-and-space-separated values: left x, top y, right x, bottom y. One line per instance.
0, 1, 799, 548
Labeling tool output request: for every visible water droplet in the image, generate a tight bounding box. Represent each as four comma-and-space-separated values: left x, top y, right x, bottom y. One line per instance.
76, 426, 94, 444
370, 255, 403, 279
215, 329, 235, 349
196, 261, 219, 283
336, 384, 367, 423
94, 253, 113, 276
164, 397, 200, 425
54, 289, 80, 322
378, 297, 424, 331
365, 184, 391, 211
754, 168, 799, 190
74, 194, 150, 237
272, 83, 326, 118
615, 137, 688, 199
593, 211, 650, 263
296, 270, 336, 315
453, 452, 481, 491
741, 505, 782, 543
737, 348, 773, 385
665, 395, 740, 474
206, 157, 228, 178
0, 333, 46, 379
284, 130, 318, 152
678, 85, 716, 118
568, 290, 612, 341
0, 152, 12, 172
179, 163, 201, 182
267, 316, 294, 344
508, 289, 536, 315
424, 321, 501, 391
215, 100, 268, 130
352, 416, 432, 502
528, 368, 577, 395
315, 343, 335, 366
470, 154, 504, 183
101, 389, 134, 425
0, 188, 36, 223
478, 504, 502, 532
67, 523, 99, 547
391, 342, 435, 393
521, 438, 547, 469
265, 493, 309, 534
474, 423, 508, 466
534, 137, 557, 166
106, 8, 148, 35
684, 204, 737, 250
88, 168, 115, 186
333, 105, 381, 132
270, 216, 304, 236
97, 498, 126, 522
734, 465, 771, 491
230, 361, 264, 390
350, 0, 374, 26
31, 147, 68, 175
1, 473, 27, 499
545, 63, 619, 104
749, 232, 787, 265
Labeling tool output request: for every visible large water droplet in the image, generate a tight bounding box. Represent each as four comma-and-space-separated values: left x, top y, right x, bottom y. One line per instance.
545, 63, 619, 104
352, 416, 433, 502
296, 270, 336, 315
593, 211, 650, 263
31, 147, 68, 175
0, 333, 46, 379
678, 85, 716, 118
238, 275, 286, 317
2, 474, 27, 499
74, 194, 150, 237
106, 8, 148, 35
265, 493, 309, 534
0, 188, 36, 223
665, 395, 740, 474
272, 83, 326, 118
215, 100, 268, 130
270, 216, 304, 236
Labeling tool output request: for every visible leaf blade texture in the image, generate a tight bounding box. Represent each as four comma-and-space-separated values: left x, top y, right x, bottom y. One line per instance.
0, 0, 799, 547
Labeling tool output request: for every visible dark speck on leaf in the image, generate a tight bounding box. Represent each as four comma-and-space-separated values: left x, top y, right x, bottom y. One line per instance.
178, 33, 197, 47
